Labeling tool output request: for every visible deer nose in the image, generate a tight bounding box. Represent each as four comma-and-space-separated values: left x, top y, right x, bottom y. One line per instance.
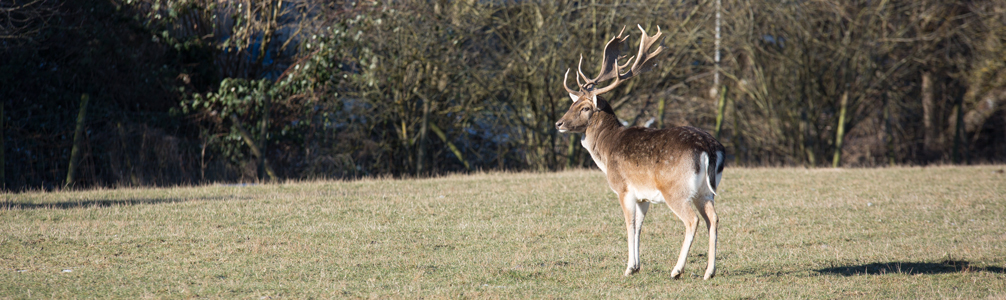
555, 120, 564, 129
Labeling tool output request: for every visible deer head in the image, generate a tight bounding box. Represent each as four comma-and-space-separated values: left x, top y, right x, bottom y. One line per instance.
555, 25, 665, 133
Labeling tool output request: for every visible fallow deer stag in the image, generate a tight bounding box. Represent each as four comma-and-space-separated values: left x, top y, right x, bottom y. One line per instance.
555, 25, 725, 280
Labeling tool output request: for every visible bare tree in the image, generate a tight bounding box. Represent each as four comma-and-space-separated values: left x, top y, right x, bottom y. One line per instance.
0, 0, 58, 48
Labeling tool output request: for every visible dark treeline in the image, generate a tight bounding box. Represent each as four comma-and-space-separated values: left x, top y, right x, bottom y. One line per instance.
2, 0, 1005, 190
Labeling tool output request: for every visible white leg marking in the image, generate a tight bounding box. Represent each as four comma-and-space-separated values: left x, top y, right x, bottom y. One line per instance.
623, 195, 649, 276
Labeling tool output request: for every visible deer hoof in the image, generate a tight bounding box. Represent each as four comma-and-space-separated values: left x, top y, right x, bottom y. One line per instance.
670, 269, 683, 279
703, 271, 715, 280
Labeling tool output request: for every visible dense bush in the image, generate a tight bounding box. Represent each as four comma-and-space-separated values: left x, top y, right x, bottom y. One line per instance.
3, 0, 1005, 190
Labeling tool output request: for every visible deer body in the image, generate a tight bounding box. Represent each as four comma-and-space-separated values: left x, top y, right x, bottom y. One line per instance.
555, 25, 725, 280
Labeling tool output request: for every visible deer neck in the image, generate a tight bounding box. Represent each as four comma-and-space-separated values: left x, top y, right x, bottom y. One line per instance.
581, 104, 623, 174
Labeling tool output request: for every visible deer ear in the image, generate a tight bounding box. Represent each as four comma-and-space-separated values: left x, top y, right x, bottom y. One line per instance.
591, 94, 598, 107
569, 93, 580, 102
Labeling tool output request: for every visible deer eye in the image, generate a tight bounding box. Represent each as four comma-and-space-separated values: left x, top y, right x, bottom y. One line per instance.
581, 107, 590, 112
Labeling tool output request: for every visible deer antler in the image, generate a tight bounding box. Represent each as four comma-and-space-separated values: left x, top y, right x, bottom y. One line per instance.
569, 25, 665, 98
579, 26, 628, 88
563, 68, 579, 96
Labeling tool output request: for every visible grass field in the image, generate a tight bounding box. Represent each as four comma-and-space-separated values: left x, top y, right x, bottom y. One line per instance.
2, 166, 1005, 298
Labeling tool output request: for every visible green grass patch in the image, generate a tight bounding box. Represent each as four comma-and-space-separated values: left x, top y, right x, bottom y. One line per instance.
2, 166, 1005, 298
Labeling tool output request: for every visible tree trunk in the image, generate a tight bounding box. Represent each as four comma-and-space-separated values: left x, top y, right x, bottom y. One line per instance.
416, 96, 429, 176
429, 123, 470, 170
732, 95, 742, 165
230, 115, 277, 181
963, 88, 1005, 138
259, 91, 270, 181
921, 71, 936, 160
803, 108, 816, 167
952, 96, 964, 164
117, 122, 139, 185
883, 92, 895, 166
0, 99, 4, 189
656, 96, 666, 129
713, 0, 722, 89
832, 91, 848, 168
714, 85, 728, 139
66, 94, 90, 188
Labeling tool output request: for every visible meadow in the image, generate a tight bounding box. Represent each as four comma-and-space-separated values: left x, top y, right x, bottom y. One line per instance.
2, 166, 1005, 298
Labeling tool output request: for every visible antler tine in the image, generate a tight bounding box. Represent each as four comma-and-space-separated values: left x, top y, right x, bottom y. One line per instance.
618, 55, 634, 71
562, 68, 581, 99
576, 55, 588, 88
586, 26, 629, 86
624, 24, 665, 78
592, 24, 665, 96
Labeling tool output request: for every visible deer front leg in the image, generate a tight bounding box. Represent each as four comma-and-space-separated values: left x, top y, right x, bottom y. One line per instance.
620, 194, 649, 276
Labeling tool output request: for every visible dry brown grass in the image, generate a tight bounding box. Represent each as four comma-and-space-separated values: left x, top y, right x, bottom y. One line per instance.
2, 166, 1005, 298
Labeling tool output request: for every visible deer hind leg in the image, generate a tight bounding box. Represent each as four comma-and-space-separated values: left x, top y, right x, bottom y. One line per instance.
693, 194, 718, 280
620, 194, 649, 276
664, 190, 698, 279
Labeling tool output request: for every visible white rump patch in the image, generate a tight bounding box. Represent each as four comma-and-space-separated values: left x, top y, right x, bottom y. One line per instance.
700, 152, 717, 196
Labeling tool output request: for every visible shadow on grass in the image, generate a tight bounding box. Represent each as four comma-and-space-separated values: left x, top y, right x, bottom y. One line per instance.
817, 260, 1006, 276
1, 196, 234, 210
